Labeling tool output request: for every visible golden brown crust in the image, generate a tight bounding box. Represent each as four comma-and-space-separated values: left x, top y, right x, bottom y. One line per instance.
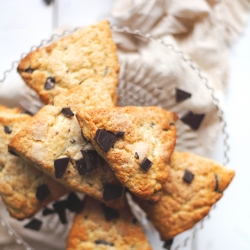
0, 106, 68, 219
17, 20, 119, 104
67, 196, 152, 250
76, 106, 178, 201
134, 152, 235, 240
9, 80, 125, 209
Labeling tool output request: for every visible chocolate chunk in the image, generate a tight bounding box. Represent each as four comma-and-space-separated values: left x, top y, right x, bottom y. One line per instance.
95, 239, 114, 246
25, 67, 34, 73
53, 200, 67, 224
42, 207, 55, 216
214, 174, 220, 192
176, 88, 192, 103
24, 218, 42, 231
103, 183, 123, 201
163, 238, 174, 249
44, 77, 55, 90
81, 150, 98, 171
61, 108, 74, 117
180, 111, 205, 130
183, 170, 194, 184
8, 146, 18, 156
114, 131, 125, 137
36, 184, 51, 201
94, 129, 116, 152
75, 157, 88, 175
102, 204, 119, 221
132, 218, 138, 224
66, 193, 83, 213
139, 157, 152, 171
3, 126, 12, 134
54, 157, 70, 178
135, 152, 139, 159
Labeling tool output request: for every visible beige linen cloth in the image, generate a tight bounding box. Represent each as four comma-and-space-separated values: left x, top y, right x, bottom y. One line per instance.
0, 0, 250, 249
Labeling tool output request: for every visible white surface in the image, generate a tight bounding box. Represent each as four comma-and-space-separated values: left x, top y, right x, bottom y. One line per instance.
0, 1, 250, 250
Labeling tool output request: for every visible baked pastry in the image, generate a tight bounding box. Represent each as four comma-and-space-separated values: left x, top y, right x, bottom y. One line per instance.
134, 152, 235, 240
9, 79, 124, 208
76, 106, 178, 201
17, 20, 119, 104
67, 196, 152, 250
0, 106, 68, 219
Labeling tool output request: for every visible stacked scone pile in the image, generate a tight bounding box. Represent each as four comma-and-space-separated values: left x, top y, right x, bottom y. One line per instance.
0, 20, 235, 250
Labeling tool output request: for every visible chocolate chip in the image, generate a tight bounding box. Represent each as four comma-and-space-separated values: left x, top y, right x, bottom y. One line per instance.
176, 88, 192, 103
25, 67, 34, 73
36, 184, 51, 201
76, 157, 88, 175
95, 239, 114, 246
132, 218, 138, 224
54, 157, 70, 178
183, 170, 194, 184
8, 146, 18, 156
180, 111, 205, 130
214, 174, 220, 192
24, 218, 42, 231
135, 152, 139, 159
3, 126, 12, 134
139, 157, 152, 171
70, 139, 75, 144
163, 238, 174, 249
53, 200, 67, 224
44, 77, 55, 90
66, 193, 83, 213
42, 207, 55, 216
102, 204, 119, 221
94, 129, 116, 152
103, 183, 123, 201
61, 108, 74, 117
114, 131, 125, 137
81, 150, 98, 171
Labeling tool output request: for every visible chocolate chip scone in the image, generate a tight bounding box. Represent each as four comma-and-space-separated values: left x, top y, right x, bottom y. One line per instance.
0, 106, 68, 219
76, 106, 178, 202
134, 152, 235, 240
17, 20, 119, 104
9, 79, 125, 209
67, 196, 152, 250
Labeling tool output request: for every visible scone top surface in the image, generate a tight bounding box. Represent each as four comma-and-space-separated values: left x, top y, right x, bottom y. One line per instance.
76, 106, 178, 201
17, 20, 119, 104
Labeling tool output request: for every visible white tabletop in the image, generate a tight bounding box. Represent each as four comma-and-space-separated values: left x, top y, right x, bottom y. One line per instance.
0, 1, 250, 250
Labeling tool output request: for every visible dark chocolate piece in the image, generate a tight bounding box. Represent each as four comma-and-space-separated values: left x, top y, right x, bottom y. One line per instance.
103, 183, 123, 201
214, 174, 220, 192
139, 157, 152, 171
42, 207, 55, 216
135, 152, 139, 159
44, 77, 55, 90
95, 239, 114, 246
94, 129, 116, 152
114, 131, 125, 137
132, 218, 138, 224
54, 157, 70, 178
163, 238, 174, 249
180, 111, 205, 131
61, 108, 74, 117
43, 0, 54, 5
8, 146, 18, 156
24, 218, 42, 231
183, 169, 194, 184
36, 184, 51, 201
66, 193, 83, 213
25, 67, 34, 73
102, 204, 119, 221
75, 157, 88, 175
175, 88, 192, 103
3, 126, 12, 134
81, 150, 98, 171
53, 200, 67, 224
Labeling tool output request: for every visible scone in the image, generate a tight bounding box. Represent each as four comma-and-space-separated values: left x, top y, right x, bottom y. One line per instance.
67, 196, 152, 250
134, 152, 235, 240
17, 20, 119, 104
76, 106, 178, 201
0, 106, 68, 219
9, 79, 124, 209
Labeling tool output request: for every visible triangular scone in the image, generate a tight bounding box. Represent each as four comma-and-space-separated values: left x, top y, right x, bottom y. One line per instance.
17, 20, 119, 104
134, 152, 235, 240
9, 79, 124, 209
67, 196, 152, 250
0, 106, 68, 219
76, 106, 178, 201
